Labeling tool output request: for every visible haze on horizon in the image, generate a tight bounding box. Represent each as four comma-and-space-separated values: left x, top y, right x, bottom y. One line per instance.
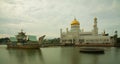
0, 0, 120, 39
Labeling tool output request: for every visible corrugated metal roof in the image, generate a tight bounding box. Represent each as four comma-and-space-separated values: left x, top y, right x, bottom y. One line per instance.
28, 35, 37, 41
10, 37, 17, 42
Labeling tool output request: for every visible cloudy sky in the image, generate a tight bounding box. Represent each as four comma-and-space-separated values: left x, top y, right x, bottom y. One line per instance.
0, 0, 120, 38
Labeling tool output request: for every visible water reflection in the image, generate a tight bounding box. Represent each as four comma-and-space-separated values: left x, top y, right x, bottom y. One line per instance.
0, 45, 120, 64
7, 49, 44, 64
61, 47, 80, 64
61, 47, 108, 64
79, 53, 101, 64
110, 47, 120, 63
40, 47, 61, 64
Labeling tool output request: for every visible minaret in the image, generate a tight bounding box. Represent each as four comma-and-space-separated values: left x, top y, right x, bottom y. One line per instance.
114, 30, 118, 44
93, 17, 98, 35
102, 30, 106, 36
66, 28, 68, 33
60, 28, 63, 43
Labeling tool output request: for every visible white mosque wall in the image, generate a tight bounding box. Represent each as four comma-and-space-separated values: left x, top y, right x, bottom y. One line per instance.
60, 17, 112, 44
83, 36, 111, 43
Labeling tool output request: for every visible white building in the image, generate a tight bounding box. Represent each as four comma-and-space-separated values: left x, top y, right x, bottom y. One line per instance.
60, 17, 112, 45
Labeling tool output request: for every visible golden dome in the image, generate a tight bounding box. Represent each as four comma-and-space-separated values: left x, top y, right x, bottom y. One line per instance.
94, 17, 97, 20
71, 18, 80, 25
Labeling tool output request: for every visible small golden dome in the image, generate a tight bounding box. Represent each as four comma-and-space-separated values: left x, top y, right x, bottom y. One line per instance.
94, 17, 97, 20
71, 18, 80, 25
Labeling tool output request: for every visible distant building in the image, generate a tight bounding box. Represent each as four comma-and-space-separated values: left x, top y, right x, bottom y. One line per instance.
60, 17, 112, 45
9, 30, 38, 43
9, 37, 17, 43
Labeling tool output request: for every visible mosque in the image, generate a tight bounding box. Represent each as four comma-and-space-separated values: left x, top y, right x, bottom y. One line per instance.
60, 17, 112, 45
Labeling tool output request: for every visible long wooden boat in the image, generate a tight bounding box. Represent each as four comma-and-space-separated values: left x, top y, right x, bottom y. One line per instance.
7, 30, 45, 49
7, 43, 40, 49
80, 47, 104, 54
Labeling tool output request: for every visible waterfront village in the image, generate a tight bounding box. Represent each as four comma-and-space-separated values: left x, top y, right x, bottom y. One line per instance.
0, 17, 120, 47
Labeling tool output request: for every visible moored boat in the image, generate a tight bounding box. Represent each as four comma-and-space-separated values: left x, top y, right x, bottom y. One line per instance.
7, 43, 40, 49
80, 47, 104, 54
7, 30, 45, 49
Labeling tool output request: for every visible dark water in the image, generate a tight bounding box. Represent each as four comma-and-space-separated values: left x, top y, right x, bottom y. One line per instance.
0, 45, 120, 64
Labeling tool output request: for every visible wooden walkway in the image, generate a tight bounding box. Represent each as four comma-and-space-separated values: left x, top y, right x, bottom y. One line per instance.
41, 43, 114, 47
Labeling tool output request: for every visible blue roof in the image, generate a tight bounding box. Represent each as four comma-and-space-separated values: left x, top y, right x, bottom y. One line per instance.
28, 35, 37, 41
9, 37, 17, 42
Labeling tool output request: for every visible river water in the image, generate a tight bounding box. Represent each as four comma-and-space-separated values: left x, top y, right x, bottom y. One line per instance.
0, 45, 120, 64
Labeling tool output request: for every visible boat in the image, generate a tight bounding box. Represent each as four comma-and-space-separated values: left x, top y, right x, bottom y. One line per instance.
7, 30, 45, 49
7, 43, 40, 49
64, 43, 75, 46
80, 47, 104, 54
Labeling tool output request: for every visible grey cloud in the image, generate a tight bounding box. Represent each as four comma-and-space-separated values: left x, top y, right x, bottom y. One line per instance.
0, 0, 120, 38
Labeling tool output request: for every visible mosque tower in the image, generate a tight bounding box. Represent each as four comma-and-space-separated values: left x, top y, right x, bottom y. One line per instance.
93, 17, 98, 35
70, 18, 80, 32
70, 18, 80, 43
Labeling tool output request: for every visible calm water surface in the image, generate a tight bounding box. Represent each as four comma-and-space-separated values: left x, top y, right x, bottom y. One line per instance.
0, 45, 120, 64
